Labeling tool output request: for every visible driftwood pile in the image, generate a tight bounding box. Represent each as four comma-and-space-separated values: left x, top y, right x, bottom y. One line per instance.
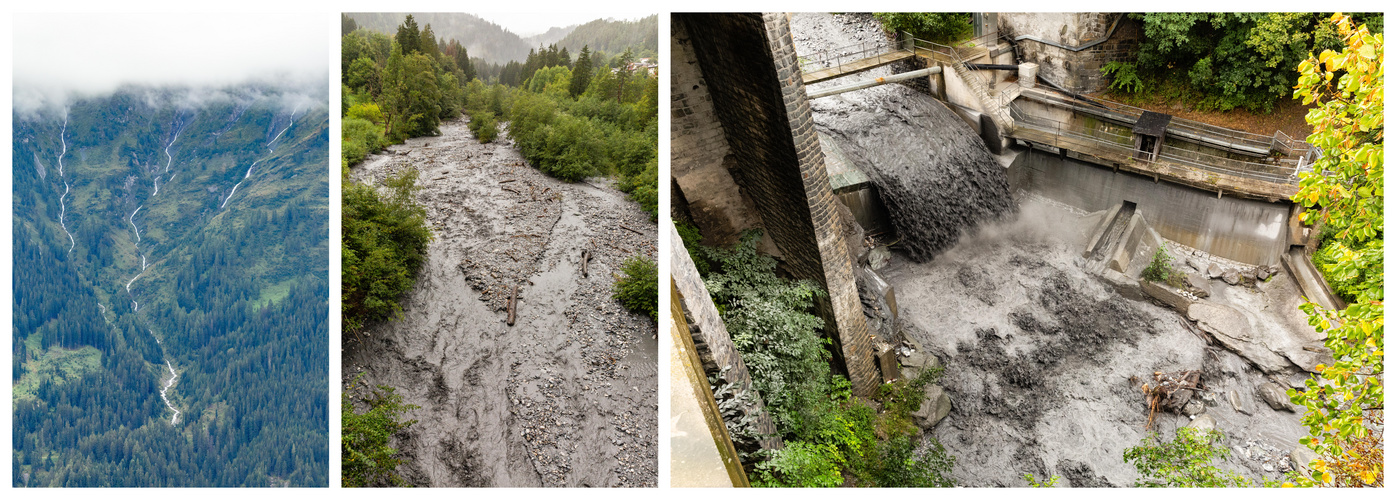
1140, 370, 1203, 428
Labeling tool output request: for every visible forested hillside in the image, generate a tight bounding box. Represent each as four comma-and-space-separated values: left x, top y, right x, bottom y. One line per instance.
345, 12, 536, 65
557, 15, 659, 57
12, 85, 329, 487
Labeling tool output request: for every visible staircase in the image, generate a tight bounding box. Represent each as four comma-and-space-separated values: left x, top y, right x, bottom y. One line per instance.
949, 59, 1015, 132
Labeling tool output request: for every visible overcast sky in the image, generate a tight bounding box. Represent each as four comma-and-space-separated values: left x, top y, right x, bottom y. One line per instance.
13, 12, 327, 113
476, 12, 653, 37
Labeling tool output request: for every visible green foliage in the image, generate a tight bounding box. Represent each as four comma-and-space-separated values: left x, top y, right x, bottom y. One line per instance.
1124, 428, 1251, 487
570, 46, 594, 98
342, 117, 385, 167
1024, 473, 1061, 487
342, 374, 419, 487
753, 441, 845, 487
703, 231, 954, 487
1286, 14, 1384, 488
1110, 13, 1371, 112
874, 13, 973, 43
701, 230, 830, 431
347, 102, 385, 124
863, 436, 956, 487
1102, 61, 1145, 93
612, 255, 658, 321
1141, 246, 1174, 282
467, 111, 498, 143
342, 168, 433, 335
381, 48, 443, 141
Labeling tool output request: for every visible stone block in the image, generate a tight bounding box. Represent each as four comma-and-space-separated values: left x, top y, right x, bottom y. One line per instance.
913, 384, 952, 429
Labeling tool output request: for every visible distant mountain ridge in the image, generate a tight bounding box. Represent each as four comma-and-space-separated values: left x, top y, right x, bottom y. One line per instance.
346, 13, 657, 65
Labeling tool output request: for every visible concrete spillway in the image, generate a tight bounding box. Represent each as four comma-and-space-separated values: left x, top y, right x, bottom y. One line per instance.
1008, 150, 1288, 266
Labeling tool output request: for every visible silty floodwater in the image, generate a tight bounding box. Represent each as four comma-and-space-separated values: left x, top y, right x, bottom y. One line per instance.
793, 12, 1309, 487
344, 117, 658, 487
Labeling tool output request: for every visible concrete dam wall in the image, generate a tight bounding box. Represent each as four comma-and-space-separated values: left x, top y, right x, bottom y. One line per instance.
1008, 150, 1289, 266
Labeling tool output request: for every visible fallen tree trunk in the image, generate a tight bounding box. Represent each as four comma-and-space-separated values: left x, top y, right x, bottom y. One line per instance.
507, 285, 519, 326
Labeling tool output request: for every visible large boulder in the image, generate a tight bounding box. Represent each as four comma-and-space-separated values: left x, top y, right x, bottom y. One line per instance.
1259, 382, 1294, 412
913, 384, 952, 429
900, 351, 942, 381
1188, 303, 1292, 373
1186, 413, 1217, 432
1222, 269, 1241, 286
1227, 390, 1251, 415
1185, 273, 1211, 298
1207, 263, 1224, 279
1291, 445, 1321, 476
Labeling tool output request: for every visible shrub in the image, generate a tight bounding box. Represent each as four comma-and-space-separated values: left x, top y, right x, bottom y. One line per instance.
342, 374, 418, 487
468, 111, 498, 143
342, 167, 432, 335
346, 102, 385, 125
1141, 246, 1173, 282
342, 117, 385, 166
613, 255, 658, 321
1124, 427, 1251, 487
701, 230, 829, 431
753, 441, 845, 488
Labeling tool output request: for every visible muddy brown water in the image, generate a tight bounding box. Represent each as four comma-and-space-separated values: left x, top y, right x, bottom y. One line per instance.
344, 117, 658, 487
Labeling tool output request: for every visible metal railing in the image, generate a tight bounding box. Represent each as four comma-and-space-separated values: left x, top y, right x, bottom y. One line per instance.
904, 32, 1016, 118
1019, 89, 1314, 159
798, 34, 910, 76
1009, 103, 1301, 185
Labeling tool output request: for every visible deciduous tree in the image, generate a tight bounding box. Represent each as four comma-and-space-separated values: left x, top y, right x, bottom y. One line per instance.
1286, 13, 1383, 488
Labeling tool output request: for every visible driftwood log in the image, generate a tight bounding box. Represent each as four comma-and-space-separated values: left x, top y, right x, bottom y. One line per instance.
506, 285, 519, 326
581, 249, 592, 278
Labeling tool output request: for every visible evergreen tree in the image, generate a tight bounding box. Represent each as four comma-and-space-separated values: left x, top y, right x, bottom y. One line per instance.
569, 46, 592, 98
395, 15, 421, 55
613, 48, 635, 103
341, 14, 358, 36
420, 24, 440, 59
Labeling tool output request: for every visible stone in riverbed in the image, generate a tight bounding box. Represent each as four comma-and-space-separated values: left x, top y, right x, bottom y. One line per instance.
1259, 382, 1294, 412
913, 384, 952, 429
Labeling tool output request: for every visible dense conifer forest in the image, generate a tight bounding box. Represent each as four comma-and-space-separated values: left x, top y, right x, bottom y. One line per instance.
12, 85, 329, 487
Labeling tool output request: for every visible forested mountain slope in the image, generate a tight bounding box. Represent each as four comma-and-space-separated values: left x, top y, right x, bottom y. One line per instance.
556, 15, 658, 56
346, 12, 536, 64
12, 84, 329, 487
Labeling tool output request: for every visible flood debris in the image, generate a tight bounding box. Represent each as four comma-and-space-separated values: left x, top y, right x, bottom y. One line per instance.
344, 117, 657, 487
507, 285, 519, 326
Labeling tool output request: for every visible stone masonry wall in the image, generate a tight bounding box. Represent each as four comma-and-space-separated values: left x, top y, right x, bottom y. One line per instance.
671, 20, 767, 249
1000, 13, 1141, 94
677, 13, 880, 398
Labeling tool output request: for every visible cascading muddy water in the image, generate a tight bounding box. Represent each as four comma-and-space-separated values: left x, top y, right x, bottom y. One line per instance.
814, 93, 1015, 261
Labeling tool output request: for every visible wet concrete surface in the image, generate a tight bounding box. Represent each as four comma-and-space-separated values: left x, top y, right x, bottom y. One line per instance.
344, 117, 658, 487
